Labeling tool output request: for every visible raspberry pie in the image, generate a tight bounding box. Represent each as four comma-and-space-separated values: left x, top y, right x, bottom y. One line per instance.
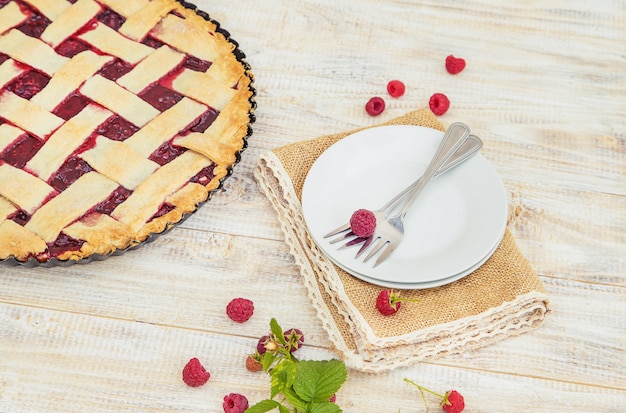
0, 0, 255, 264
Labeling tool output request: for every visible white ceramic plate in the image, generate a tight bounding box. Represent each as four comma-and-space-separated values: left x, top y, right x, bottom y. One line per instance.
301, 125, 507, 285
327, 238, 500, 289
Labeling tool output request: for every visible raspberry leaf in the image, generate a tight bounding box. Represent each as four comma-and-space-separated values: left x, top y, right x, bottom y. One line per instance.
308, 402, 342, 413
293, 359, 348, 403
270, 318, 288, 345
245, 399, 290, 413
270, 359, 296, 399
282, 387, 310, 412
262, 351, 277, 372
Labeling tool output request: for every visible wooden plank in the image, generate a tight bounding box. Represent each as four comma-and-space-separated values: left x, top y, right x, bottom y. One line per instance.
1, 303, 624, 413
1, 229, 624, 389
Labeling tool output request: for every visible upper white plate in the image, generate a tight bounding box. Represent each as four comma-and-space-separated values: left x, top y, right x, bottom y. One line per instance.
302, 125, 508, 284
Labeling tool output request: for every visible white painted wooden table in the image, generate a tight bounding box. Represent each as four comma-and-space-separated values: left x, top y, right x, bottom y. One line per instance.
1, 0, 625, 411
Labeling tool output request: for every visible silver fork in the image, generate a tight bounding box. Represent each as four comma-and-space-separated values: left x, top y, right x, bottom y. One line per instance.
325, 133, 482, 250
324, 122, 476, 267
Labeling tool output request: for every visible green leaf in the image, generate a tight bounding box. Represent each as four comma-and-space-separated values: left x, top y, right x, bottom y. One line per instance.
292, 359, 348, 403
270, 318, 287, 345
308, 401, 343, 413
262, 352, 277, 372
245, 399, 283, 413
282, 386, 310, 412
270, 358, 296, 399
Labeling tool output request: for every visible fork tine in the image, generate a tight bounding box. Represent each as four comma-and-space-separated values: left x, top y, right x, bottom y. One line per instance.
354, 235, 375, 258
363, 238, 388, 263
328, 231, 355, 244
324, 223, 351, 238
338, 236, 367, 249
373, 243, 396, 268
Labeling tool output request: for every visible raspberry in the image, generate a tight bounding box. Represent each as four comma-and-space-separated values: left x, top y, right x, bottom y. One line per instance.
350, 209, 376, 237
329, 394, 337, 403
445, 55, 466, 75
376, 289, 402, 316
226, 297, 254, 323
256, 335, 269, 354
283, 328, 305, 353
429, 93, 450, 116
256, 335, 278, 354
405, 379, 465, 413
245, 355, 263, 372
375, 289, 420, 316
223, 393, 249, 413
365, 96, 385, 116
182, 358, 210, 387
386, 80, 405, 98
441, 390, 465, 413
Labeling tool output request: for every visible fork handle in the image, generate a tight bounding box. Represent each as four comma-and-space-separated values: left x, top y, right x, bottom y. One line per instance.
381, 134, 482, 214
388, 122, 471, 219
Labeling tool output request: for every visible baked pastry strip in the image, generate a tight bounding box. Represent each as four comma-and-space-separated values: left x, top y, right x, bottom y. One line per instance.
80, 75, 160, 127
80, 136, 160, 190
123, 97, 207, 157
0, 123, 24, 152
78, 22, 154, 65
0, 163, 56, 215
0, 1, 29, 34
26, 104, 113, 181
0, 29, 69, 75
0, 92, 64, 139
30, 51, 114, 111
24, 171, 119, 243
116, 45, 185, 94
40, 0, 103, 47
21, 0, 70, 20
111, 150, 212, 232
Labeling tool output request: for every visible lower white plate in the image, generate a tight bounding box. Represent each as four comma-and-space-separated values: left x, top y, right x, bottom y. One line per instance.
302, 125, 507, 285
328, 237, 500, 289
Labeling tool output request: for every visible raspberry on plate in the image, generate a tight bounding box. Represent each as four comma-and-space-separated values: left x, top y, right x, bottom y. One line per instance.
226, 297, 254, 323
350, 209, 376, 237
182, 357, 210, 387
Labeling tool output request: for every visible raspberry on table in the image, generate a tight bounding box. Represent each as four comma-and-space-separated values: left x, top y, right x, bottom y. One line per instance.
441, 390, 465, 413
182, 357, 210, 387
245, 355, 263, 372
350, 209, 376, 237
283, 328, 305, 353
445, 55, 466, 75
386, 80, 405, 98
223, 393, 249, 413
429, 93, 450, 116
226, 297, 254, 323
365, 96, 385, 116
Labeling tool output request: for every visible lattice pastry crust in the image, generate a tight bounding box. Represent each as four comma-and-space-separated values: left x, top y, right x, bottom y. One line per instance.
0, 0, 255, 264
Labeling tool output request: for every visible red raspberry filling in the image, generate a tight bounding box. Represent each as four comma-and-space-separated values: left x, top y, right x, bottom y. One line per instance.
365, 96, 385, 116
429, 93, 450, 116
350, 209, 376, 237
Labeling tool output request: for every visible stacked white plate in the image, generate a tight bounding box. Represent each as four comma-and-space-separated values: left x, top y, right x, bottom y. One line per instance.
301, 125, 508, 289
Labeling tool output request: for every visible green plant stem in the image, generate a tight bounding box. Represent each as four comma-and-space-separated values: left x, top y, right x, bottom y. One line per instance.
404, 378, 445, 399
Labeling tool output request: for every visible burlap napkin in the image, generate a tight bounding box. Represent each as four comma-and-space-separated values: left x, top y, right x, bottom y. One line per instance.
254, 108, 550, 372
